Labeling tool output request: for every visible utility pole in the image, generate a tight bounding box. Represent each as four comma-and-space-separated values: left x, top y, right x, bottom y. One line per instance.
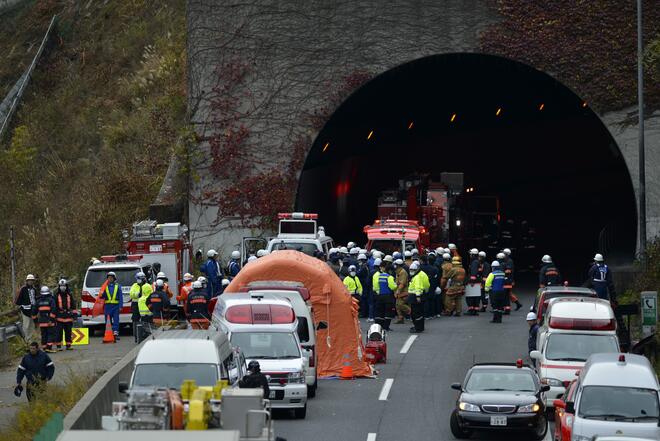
637, 0, 646, 264
9, 227, 16, 300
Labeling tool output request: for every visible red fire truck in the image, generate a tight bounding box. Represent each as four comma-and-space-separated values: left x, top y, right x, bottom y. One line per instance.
363, 219, 428, 255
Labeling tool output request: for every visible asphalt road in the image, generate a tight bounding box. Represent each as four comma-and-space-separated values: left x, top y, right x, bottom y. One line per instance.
276, 288, 553, 441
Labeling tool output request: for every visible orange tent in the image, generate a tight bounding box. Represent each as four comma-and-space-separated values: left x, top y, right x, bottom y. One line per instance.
226, 250, 373, 378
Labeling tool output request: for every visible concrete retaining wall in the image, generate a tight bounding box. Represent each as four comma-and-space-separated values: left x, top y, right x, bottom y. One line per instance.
64, 342, 143, 430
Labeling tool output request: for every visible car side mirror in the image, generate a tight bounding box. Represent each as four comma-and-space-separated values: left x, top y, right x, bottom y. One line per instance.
118, 381, 129, 394
450, 383, 462, 391
529, 350, 542, 360
565, 402, 575, 414
540, 385, 551, 392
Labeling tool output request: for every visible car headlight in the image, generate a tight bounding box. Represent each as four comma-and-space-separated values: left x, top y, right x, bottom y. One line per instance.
458, 402, 480, 412
541, 377, 563, 387
288, 371, 305, 384
517, 403, 541, 413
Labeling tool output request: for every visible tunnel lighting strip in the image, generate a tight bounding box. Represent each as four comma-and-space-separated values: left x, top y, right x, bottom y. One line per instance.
322, 142, 330, 152
450, 113, 457, 122
496, 107, 502, 116
539, 103, 545, 111
408, 121, 414, 129
367, 130, 374, 140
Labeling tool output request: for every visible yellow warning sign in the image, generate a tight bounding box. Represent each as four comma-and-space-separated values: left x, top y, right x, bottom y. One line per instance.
60, 327, 89, 346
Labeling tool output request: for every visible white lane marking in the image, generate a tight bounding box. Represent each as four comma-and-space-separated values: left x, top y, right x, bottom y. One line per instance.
367, 433, 377, 441
400, 335, 418, 354
378, 378, 394, 401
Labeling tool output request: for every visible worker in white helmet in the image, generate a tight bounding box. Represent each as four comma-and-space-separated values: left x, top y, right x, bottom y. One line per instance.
485, 260, 506, 323
394, 257, 411, 324
584, 253, 616, 301
15, 274, 38, 338
467, 251, 487, 315
476, 251, 491, 312
539, 255, 562, 289
439, 253, 453, 314
220, 278, 231, 295
256, 249, 266, 258
448, 243, 460, 259
201, 249, 223, 297
499, 249, 521, 313
372, 258, 396, 330
187, 280, 211, 329
527, 312, 539, 353
347, 241, 356, 250
151, 271, 175, 300
177, 273, 194, 310
227, 250, 241, 280
404, 250, 413, 268
356, 254, 371, 319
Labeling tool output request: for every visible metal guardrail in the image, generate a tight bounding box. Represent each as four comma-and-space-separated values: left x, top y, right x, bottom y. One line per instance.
0, 312, 23, 360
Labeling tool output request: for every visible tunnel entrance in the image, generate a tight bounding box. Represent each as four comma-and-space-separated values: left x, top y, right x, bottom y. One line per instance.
296, 54, 636, 279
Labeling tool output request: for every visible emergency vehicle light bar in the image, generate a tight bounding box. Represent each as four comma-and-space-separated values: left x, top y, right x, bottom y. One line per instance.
278, 212, 318, 220
225, 304, 295, 324
100, 254, 143, 262
548, 317, 616, 331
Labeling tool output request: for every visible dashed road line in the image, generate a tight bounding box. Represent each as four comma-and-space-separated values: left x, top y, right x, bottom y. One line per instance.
378, 378, 394, 401
400, 335, 418, 354
366, 433, 377, 441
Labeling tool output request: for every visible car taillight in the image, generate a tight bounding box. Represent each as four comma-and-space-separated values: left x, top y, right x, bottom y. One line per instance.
225, 304, 295, 324
549, 317, 616, 331
81, 291, 96, 303
304, 346, 315, 367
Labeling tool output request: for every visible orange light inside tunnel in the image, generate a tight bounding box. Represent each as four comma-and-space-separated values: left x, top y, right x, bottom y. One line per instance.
539, 103, 545, 111
496, 107, 502, 116
582, 101, 588, 108
322, 142, 330, 152
367, 130, 374, 140
450, 113, 457, 122
408, 121, 414, 129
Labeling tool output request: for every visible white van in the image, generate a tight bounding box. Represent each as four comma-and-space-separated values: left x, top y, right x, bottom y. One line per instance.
568, 353, 660, 440
238, 281, 318, 397
266, 212, 334, 257
531, 297, 619, 407
124, 329, 247, 392
212, 293, 308, 418
81, 257, 152, 329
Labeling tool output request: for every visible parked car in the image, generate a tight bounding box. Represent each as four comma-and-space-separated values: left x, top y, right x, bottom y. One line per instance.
553, 379, 577, 441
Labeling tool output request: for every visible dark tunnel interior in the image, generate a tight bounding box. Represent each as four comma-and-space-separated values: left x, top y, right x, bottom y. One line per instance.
296, 54, 636, 281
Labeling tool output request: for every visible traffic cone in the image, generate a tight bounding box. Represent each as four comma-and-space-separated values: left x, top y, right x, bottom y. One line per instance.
340, 353, 353, 380
102, 316, 115, 344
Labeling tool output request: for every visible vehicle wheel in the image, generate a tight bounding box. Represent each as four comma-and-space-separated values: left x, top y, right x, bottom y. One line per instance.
530, 414, 548, 440
308, 380, 317, 398
449, 410, 472, 439
294, 404, 307, 419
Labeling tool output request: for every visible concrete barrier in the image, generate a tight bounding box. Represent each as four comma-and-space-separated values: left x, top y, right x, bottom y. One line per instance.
63, 341, 144, 430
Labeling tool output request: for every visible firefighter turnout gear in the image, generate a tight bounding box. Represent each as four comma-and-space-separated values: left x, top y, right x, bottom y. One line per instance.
444, 257, 466, 316
147, 286, 170, 326
33, 287, 57, 352
394, 266, 411, 323
187, 283, 210, 329
539, 258, 562, 288
16, 345, 54, 401
55, 283, 77, 350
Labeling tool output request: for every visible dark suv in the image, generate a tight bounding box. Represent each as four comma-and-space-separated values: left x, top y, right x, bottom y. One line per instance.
450, 361, 549, 439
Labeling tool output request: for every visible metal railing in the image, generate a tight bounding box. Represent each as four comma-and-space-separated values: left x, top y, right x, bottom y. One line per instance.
0, 315, 23, 361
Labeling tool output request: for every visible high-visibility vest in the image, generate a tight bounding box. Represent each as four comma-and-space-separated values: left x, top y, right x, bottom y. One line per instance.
343, 276, 363, 295
138, 290, 152, 316
130, 282, 152, 302
105, 285, 120, 304
377, 272, 395, 295
408, 273, 426, 295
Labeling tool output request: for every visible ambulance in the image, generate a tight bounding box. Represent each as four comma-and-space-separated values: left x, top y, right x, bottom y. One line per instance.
530, 297, 619, 408
266, 213, 334, 257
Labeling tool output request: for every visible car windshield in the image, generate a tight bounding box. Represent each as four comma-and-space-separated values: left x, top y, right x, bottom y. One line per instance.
370, 240, 416, 255
271, 242, 318, 256
132, 363, 218, 389
85, 268, 140, 288
579, 386, 660, 421
545, 334, 619, 361
231, 332, 300, 359
465, 369, 537, 392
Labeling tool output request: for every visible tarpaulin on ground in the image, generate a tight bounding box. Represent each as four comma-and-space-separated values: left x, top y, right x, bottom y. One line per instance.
226, 250, 373, 378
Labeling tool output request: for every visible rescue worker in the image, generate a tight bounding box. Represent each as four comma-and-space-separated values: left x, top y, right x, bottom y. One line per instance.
343, 265, 363, 305
468, 248, 479, 264
408, 262, 429, 333
444, 256, 466, 316
15, 342, 54, 402
129, 272, 152, 342
448, 243, 460, 259
485, 260, 506, 323
346, 248, 359, 268
411, 249, 420, 262
201, 249, 222, 297
420, 254, 439, 319
393, 258, 411, 324
367, 250, 380, 272
220, 278, 230, 295
100, 272, 122, 340
147, 279, 170, 327
239, 360, 270, 399
372, 258, 397, 331
477, 251, 491, 312
404, 250, 413, 269
327, 248, 342, 277
15, 274, 38, 338
584, 253, 616, 301
152, 272, 175, 299
439, 253, 453, 315
467, 251, 486, 315
539, 255, 562, 288
177, 273, 194, 318
356, 254, 372, 319
499, 250, 522, 313
54, 279, 76, 351
138, 281, 154, 337
33, 286, 57, 352
197, 276, 208, 293
187, 280, 211, 329
527, 312, 539, 354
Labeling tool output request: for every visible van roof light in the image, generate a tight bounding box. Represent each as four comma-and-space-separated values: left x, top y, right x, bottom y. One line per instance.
618, 354, 626, 363
548, 317, 616, 331
278, 212, 318, 220
516, 359, 523, 368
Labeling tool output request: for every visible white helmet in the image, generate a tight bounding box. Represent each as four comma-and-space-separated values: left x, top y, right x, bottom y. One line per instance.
358, 253, 367, 261
347, 241, 356, 249
442, 253, 451, 260
58, 278, 67, 286
349, 247, 359, 255
329, 247, 339, 255
247, 255, 257, 263
503, 248, 512, 256
491, 260, 500, 267
541, 255, 552, 263
221, 278, 230, 286
197, 276, 207, 283
207, 249, 218, 258
348, 265, 357, 272
339, 247, 349, 254
231, 250, 241, 259
526, 312, 537, 321
192, 280, 203, 289
496, 252, 505, 260
136, 272, 146, 280
92, 259, 102, 265
469, 248, 478, 255
435, 247, 444, 254
26, 274, 36, 281
360, 249, 368, 255
410, 261, 420, 271
411, 248, 419, 255
394, 258, 404, 266
594, 253, 604, 262
156, 272, 166, 280
478, 251, 486, 258
373, 258, 383, 267
383, 255, 393, 263
107, 271, 117, 279
404, 250, 412, 258
183, 272, 194, 281
256, 249, 266, 257
444, 248, 451, 254
372, 251, 383, 259
155, 279, 165, 288
448, 243, 457, 250
40, 286, 51, 295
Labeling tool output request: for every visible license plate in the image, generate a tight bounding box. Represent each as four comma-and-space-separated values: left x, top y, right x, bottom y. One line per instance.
269, 391, 276, 399
490, 416, 507, 426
